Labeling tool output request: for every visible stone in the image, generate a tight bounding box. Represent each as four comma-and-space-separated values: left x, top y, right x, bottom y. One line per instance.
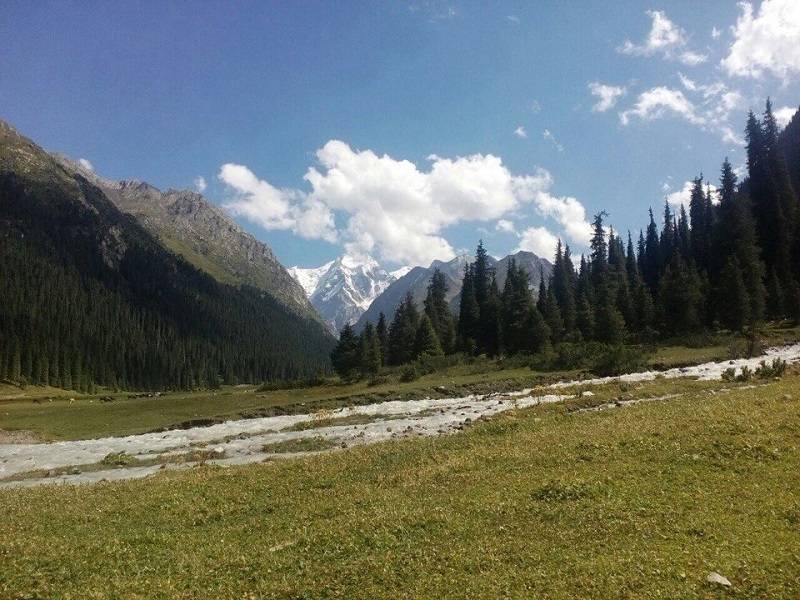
706, 572, 731, 587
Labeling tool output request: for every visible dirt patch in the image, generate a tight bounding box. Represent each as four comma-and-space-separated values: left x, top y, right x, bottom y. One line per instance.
0, 429, 43, 444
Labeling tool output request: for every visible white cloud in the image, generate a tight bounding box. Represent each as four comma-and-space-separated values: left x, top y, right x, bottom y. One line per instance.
542, 129, 564, 152
619, 84, 745, 145
221, 141, 591, 266
775, 105, 798, 128
513, 125, 527, 138
588, 82, 626, 112
515, 226, 559, 260
495, 219, 516, 234
530, 100, 541, 113
620, 87, 704, 126
711, 26, 722, 40
722, 0, 800, 81
619, 10, 707, 65
665, 180, 719, 209
78, 158, 93, 171
220, 163, 337, 243
194, 176, 207, 193
506, 15, 520, 23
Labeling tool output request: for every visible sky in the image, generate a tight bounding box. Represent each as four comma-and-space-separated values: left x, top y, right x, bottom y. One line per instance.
2, 1, 800, 269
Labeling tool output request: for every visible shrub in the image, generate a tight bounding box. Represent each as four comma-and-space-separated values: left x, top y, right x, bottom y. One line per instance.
729, 336, 763, 360
590, 345, 646, 377
721, 367, 737, 382
399, 364, 419, 382
755, 358, 787, 379
367, 374, 392, 387
736, 366, 753, 382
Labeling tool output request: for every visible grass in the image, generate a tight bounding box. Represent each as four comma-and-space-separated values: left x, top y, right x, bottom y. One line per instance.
1, 375, 799, 597
261, 436, 338, 453
0, 365, 551, 441
2, 324, 799, 442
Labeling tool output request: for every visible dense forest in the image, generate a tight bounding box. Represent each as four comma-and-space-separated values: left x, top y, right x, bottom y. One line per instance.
0, 122, 334, 391
333, 101, 800, 379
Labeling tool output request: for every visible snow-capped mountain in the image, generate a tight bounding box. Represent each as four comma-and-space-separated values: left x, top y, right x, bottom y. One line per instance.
289, 255, 401, 334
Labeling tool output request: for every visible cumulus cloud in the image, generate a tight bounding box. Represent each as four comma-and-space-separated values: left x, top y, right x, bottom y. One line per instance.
220, 163, 338, 243
78, 158, 93, 171
722, 0, 800, 81
515, 226, 559, 260
775, 105, 798, 128
542, 129, 564, 152
620, 87, 704, 126
220, 141, 592, 266
588, 82, 626, 112
530, 100, 542, 113
711, 26, 722, 40
513, 125, 527, 138
665, 180, 719, 209
619, 10, 707, 65
194, 176, 207, 193
619, 83, 745, 145
495, 219, 516, 234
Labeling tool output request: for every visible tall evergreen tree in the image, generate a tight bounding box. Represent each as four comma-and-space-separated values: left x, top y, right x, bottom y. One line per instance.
424, 269, 456, 354
387, 293, 419, 365
376, 312, 389, 366
414, 313, 443, 358
457, 264, 479, 353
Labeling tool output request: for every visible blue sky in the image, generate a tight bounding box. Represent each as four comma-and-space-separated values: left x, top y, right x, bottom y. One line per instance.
3, 1, 799, 268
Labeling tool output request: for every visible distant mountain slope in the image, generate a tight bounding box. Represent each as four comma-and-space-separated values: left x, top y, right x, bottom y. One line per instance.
355, 251, 553, 331
52, 154, 318, 322
289, 256, 396, 333
0, 119, 334, 390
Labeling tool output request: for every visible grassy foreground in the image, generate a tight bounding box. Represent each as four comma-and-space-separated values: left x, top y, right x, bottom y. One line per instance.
2, 377, 799, 597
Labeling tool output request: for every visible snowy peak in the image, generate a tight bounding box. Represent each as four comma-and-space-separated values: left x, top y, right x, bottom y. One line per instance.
289, 255, 400, 334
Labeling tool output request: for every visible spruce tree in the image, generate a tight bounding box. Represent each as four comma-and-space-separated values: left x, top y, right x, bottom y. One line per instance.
376, 312, 388, 365
414, 313, 443, 358
359, 323, 381, 376
457, 264, 479, 353
388, 293, 419, 365
718, 257, 750, 332
331, 324, 361, 378
501, 260, 532, 354
424, 269, 456, 354
643, 209, 661, 293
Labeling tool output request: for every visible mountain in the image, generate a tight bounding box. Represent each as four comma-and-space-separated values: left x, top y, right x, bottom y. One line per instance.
355, 251, 553, 331
51, 154, 317, 323
0, 119, 334, 390
289, 256, 397, 333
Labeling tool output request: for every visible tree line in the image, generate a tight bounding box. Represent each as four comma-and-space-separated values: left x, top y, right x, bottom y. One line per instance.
331, 100, 800, 377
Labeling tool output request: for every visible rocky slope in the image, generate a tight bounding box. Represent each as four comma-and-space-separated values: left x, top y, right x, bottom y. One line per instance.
51, 154, 317, 322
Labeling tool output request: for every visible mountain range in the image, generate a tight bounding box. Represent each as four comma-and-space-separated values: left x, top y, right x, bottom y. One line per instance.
288, 257, 408, 333
354, 251, 553, 331
0, 119, 333, 390
289, 250, 553, 335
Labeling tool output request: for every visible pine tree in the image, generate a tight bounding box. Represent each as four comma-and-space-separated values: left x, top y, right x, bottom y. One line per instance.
552, 240, 577, 335
414, 313, 443, 358
658, 255, 703, 336
359, 323, 381, 376
643, 209, 661, 292
376, 312, 388, 366
388, 293, 419, 365
718, 257, 750, 332
525, 304, 551, 354
480, 275, 503, 357
457, 264, 479, 353
331, 324, 361, 378
542, 281, 564, 344
576, 291, 595, 340
689, 175, 709, 270
501, 260, 532, 354
660, 201, 676, 268
424, 269, 456, 354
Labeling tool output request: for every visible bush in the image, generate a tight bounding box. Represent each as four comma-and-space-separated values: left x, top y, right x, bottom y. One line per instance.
721, 367, 737, 382
755, 358, 787, 379
590, 345, 646, 377
399, 364, 419, 382
367, 374, 392, 387
736, 366, 753, 382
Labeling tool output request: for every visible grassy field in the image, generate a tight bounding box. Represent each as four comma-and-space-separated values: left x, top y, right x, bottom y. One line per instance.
1, 374, 799, 597
0, 363, 568, 441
